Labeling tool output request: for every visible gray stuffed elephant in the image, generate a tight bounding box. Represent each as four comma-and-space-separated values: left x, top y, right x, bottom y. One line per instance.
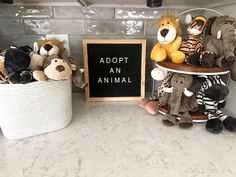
159, 73, 198, 128
203, 16, 236, 80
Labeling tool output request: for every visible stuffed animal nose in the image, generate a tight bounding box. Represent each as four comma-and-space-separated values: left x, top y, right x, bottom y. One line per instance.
56, 65, 65, 72
160, 29, 169, 37
44, 44, 53, 51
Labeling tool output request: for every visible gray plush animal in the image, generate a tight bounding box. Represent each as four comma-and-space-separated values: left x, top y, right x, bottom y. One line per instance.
203, 16, 236, 80
160, 73, 197, 128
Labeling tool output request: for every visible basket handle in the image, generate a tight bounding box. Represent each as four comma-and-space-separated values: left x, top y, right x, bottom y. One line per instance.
177, 7, 224, 17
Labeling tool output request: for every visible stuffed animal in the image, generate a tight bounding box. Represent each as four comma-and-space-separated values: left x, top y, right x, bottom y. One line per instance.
178, 14, 209, 66
29, 38, 66, 71
33, 55, 87, 88
151, 64, 168, 81
197, 75, 236, 133
33, 55, 73, 81
34, 39, 65, 57
139, 72, 173, 115
159, 73, 197, 128
4, 46, 34, 84
33, 39, 86, 88
150, 12, 185, 64
200, 16, 236, 80
0, 54, 8, 84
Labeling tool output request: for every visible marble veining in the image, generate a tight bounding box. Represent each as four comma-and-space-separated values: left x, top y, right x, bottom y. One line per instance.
0, 93, 236, 177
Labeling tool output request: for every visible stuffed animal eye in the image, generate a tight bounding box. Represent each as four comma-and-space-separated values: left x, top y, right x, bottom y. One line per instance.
55, 60, 57, 62
167, 22, 170, 24
162, 24, 164, 26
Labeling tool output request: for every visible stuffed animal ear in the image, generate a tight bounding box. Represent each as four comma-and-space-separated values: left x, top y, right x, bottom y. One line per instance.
223, 16, 235, 24
205, 16, 217, 36
185, 14, 192, 24
175, 17, 180, 24
71, 63, 77, 71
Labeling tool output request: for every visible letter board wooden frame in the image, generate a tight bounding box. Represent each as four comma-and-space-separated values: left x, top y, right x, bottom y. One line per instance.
83, 39, 146, 102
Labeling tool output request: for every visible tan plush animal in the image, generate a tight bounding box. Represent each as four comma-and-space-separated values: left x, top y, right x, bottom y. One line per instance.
35, 39, 65, 57
33, 55, 87, 88
29, 39, 65, 71
151, 12, 185, 64
33, 55, 73, 81
33, 39, 87, 88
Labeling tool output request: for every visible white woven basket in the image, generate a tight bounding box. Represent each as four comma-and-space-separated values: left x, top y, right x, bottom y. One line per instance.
0, 79, 72, 139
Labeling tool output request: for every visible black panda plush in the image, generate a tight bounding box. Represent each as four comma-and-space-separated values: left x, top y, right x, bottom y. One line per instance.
4, 46, 34, 84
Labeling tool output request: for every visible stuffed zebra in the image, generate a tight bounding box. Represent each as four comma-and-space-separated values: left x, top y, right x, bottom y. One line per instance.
197, 75, 236, 133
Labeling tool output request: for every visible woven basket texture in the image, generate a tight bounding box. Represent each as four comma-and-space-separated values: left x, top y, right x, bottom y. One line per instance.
0, 79, 72, 139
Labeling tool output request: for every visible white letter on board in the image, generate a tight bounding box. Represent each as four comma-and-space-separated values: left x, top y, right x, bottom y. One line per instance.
116, 68, 121, 73
100, 58, 105, 63
121, 77, 126, 83
124, 57, 128, 63
128, 77, 132, 83
106, 57, 111, 63
98, 78, 102, 83
104, 78, 109, 83
112, 57, 118, 63
110, 68, 114, 73
114, 77, 120, 83
119, 57, 123, 63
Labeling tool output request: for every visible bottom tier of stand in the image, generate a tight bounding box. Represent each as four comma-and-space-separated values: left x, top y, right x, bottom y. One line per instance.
159, 106, 208, 123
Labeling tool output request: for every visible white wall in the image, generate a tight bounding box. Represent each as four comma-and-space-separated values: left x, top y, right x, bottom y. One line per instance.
212, 4, 236, 117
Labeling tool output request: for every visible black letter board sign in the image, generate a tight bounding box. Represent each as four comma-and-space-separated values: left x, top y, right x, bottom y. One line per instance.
83, 39, 146, 101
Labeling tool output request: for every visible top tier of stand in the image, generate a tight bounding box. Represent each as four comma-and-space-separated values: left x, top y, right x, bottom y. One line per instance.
156, 61, 230, 75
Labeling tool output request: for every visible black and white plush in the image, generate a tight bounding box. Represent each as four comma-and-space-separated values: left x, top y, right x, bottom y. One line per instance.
4, 46, 34, 84
197, 75, 236, 133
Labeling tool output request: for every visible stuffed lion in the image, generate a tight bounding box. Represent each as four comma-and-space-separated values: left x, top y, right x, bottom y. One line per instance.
151, 12, 185, 64
30, 38, 66, 71
35, 39, 65, 57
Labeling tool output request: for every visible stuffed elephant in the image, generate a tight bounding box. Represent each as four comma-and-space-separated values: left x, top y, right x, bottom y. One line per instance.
203, 16, 236, 80
160, 73, 197, 128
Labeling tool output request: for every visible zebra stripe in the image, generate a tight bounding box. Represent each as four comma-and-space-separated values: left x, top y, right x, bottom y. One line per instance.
216, 110, 228, 121
197, 75, 228, 121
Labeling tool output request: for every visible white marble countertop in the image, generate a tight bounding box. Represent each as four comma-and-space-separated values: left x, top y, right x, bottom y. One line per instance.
1, 93, 236, 177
